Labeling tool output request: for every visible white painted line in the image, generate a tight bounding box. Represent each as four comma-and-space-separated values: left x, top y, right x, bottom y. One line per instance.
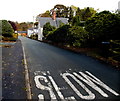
48, 76, 65, 100
22, 46, 32, 99
85, 71, 119, 96
62, 73, 95, 100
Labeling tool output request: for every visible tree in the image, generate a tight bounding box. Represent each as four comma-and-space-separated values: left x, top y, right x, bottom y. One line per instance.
47, 24, 71, 44
77, 7, 96, 21
71, 16, 81, 26
85, 11, 120, 46
38, 10, 51, 17
69, 26, 88, 47
16, 22, 33, 31
71, 5, 78, 16
82, 7, 92, 21
8, 21, 17, 31
1, 20, 14, 37
19, 22, 29, 31
43, 22, 56, 37
52, 4, 68, 17
76, 7, 81, 16
68, 7, 74, 22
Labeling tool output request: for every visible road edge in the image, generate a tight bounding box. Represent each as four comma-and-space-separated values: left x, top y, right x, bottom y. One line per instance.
22, 46, 32, 99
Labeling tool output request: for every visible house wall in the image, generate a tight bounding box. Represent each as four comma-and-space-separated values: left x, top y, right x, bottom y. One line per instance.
33, 29, 38, 35
38, 27, 43, 41
37, 17, 69, 41
27, 30, 33, 37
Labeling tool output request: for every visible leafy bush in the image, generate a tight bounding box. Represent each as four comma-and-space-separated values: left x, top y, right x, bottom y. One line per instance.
71, 16, 81, 26
47, 24, 71, 44
8, 21, 17, 31
43, 22, 56, 37
2, 33, 18, 41
13, 33, 18, 39
69, 26, 88, 47
109, 40, 120, 61
85, 11, 120, 46
30, 34, 38, 40
1, 20, 14, 37
46, 24, 88, 47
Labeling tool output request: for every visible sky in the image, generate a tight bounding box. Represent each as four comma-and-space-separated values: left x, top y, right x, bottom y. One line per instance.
0, 0, 120, 22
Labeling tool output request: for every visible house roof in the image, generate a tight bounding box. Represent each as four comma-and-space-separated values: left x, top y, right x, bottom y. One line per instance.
17, 31, 27, 33
38, 17, 68, 28
28, 27, 38, 30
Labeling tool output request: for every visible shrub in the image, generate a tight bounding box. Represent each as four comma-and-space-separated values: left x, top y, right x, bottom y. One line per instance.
12, 33, 18, 39
109, 40, 120, 61
85, 11, 120, 45
2, 33, 18, 41
43, 22, 56, 37
47, 24, 71, 44
1, 20, 14, 37
30, 34, 38, 40
69, 26, 88, 47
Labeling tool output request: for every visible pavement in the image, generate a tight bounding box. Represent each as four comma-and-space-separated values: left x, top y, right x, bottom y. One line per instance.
2, 39, 27, 100
19, 36, 120, 100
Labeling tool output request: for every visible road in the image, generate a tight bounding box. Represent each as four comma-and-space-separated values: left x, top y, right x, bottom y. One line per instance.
20, 36, 120, 100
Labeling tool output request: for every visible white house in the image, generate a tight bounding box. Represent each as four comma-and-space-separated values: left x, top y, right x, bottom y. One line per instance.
118, 1, 120, 13
37, 11, 69, 41
27, 27, 38, 37
27, 28, 33, 37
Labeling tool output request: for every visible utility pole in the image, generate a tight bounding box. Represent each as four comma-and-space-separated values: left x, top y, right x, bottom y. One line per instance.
33, 16, 35, 35
33, 16, 34, 28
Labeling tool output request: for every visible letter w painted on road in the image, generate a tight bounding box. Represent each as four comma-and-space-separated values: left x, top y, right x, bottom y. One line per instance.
73, 71, 119, 97
62, 71, 119, 99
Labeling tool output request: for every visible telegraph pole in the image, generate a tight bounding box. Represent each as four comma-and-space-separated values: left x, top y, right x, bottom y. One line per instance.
33, 16, 35, 35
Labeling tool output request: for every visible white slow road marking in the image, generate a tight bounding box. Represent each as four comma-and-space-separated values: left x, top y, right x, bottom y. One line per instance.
48, 76, 78, 100
65, 96, 77, 101
34, 75, 57, 100
85, 71, 119, 96
38, 94, 44, 101
48, 76, 65, 100
74, 72, 109, 97
34, 70, 119, 100
62, 73, 95, 100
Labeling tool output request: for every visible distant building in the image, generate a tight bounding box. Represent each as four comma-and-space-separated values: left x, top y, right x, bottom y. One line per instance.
37, 11, 69, 41
27, 28, 33, 37
17, 31, 27, 36
118, 1, 120, 13
27, 27, 38, 37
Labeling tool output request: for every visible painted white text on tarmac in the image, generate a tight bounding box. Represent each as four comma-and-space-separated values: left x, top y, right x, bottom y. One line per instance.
34, 71, 119, 100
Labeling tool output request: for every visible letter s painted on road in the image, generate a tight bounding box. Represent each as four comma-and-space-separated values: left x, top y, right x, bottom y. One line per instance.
34, 75, 57, 99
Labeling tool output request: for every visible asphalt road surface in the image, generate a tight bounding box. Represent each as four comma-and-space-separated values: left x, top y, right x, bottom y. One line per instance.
20, 36, 120, 100
2, 40, 27, 100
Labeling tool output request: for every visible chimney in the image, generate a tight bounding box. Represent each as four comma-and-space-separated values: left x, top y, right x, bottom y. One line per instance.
52, 10, 56, 20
